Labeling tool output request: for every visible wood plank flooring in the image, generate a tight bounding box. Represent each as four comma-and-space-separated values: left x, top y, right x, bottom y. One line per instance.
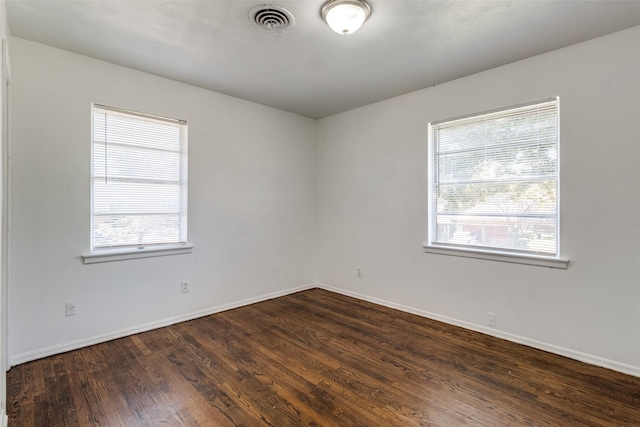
7, 288, 640, 426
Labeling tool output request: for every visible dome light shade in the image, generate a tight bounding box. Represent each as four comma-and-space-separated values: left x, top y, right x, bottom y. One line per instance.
321, 0, 371, 35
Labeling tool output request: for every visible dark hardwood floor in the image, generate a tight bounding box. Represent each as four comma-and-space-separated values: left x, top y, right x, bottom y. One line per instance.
7, 288, 640, 426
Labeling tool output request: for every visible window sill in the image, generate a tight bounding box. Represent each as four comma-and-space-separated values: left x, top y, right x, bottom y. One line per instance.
82, 245, 193, 264
423, 245, 568, 269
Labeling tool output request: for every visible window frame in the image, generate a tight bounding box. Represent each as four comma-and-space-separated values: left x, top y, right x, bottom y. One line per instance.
424, 98, 568, 269
83, 104, 191, 264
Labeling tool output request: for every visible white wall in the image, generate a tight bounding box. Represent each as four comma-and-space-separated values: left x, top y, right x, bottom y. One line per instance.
8, 37, 316, 365
316, 27, 640, 376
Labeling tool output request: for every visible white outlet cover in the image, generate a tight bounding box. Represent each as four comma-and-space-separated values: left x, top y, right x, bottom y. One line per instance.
65, 302, 77, 316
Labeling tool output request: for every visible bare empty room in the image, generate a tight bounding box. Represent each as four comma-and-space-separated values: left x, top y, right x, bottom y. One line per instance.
0, 0, 639, 426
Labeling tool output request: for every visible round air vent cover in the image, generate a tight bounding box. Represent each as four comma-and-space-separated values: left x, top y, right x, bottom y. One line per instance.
250, 5, 294, 31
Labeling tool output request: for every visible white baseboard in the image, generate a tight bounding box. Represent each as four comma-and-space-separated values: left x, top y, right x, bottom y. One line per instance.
316, 283, 640, 378
9, 283, 316, 367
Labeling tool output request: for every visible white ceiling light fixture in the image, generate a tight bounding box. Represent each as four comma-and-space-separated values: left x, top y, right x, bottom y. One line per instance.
321, 0, 372, 35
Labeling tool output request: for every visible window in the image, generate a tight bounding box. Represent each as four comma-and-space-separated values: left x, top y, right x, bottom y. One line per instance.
89, 104, 188, 255
426, 98, 566, 268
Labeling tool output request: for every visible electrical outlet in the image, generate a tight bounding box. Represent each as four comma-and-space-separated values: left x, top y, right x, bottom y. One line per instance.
357, 267, 363, 278
487, 312, 497, 328
65, 302, 77, 317
181, 282, 189, 293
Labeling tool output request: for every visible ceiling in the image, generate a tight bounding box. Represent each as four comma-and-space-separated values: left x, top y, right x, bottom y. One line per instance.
7, 0, 640, 119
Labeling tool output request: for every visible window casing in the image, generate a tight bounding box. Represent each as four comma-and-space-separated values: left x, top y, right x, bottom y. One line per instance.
426, 98, 564, 266
90, 104, 188, 253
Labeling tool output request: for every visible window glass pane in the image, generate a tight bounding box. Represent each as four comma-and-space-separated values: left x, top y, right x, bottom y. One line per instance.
437, 141, 557, 183
93, 110, 181, 151
93, 142, 182, 182
93, 180, 182, 214
93, 214, 181, 248
435, 102, 558, 154
430, 99, 558, 256
91, 105, 188, 250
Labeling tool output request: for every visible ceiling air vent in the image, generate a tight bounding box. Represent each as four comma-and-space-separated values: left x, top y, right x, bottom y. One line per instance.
250, 5, 294, 31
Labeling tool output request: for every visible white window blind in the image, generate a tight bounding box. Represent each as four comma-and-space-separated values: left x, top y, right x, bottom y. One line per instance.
428, 98, 559, 257
91, 104, 188, 251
